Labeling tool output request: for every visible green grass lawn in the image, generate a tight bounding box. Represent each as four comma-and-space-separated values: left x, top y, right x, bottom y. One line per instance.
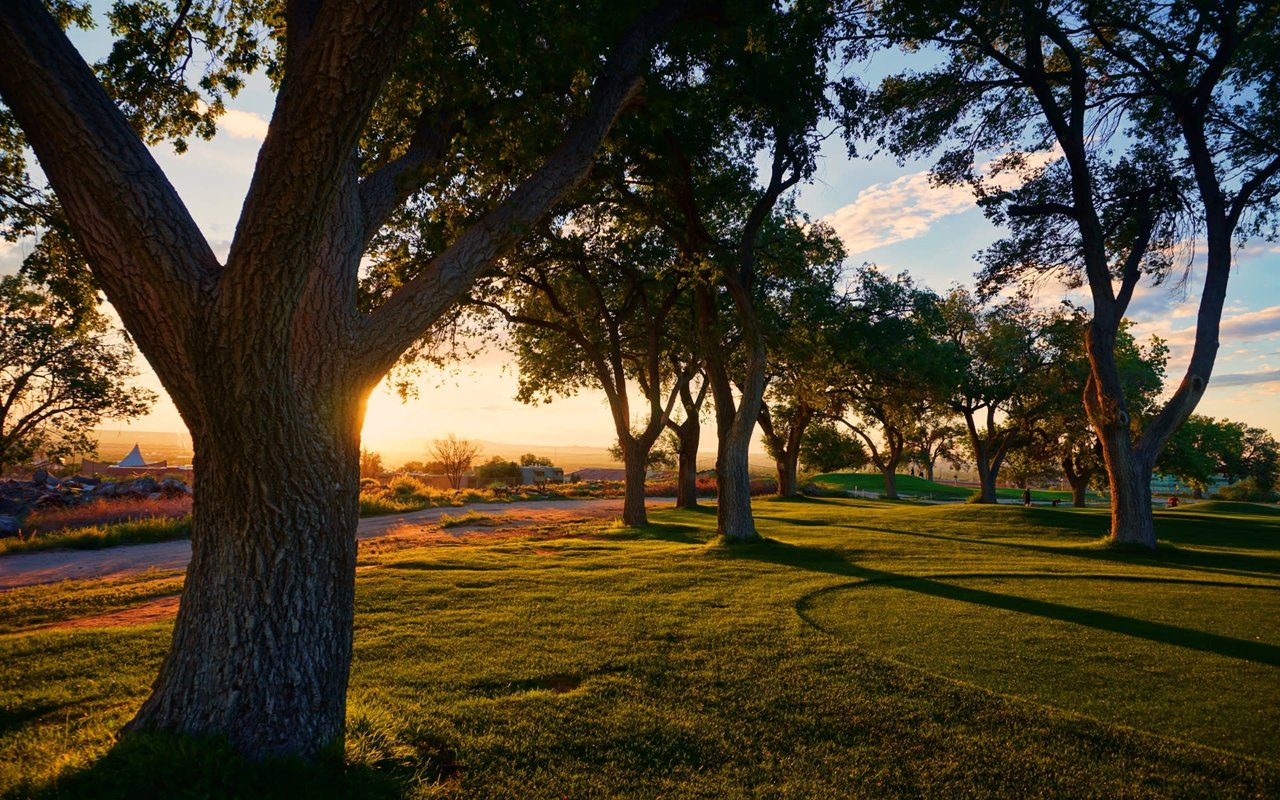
1, 499, 1277, 798
813, 471, 1104, 503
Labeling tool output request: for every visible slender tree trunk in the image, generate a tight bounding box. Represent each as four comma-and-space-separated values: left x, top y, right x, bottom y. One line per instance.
882, 468, 898, 500
776, 454, 799, 498
675, 424, 699, 509
126, 387, 363, 759
1192, 485, 1203, 500
620, 439, 649, 526
1061, 454, 1090, 508
974, 457, 997, 503
695, 285, 761, 543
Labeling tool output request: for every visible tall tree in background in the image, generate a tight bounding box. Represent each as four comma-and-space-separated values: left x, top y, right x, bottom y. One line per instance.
755, 220, 845, 498
474, 196, 698, 526
639, 1, 840, 541
358, 449, 384, 480
0, 0, 684, 758
869, 0, 1280, 547
0, 275, 154, 471
907, 410, 963, 484
428, 434, 481, 490
665, 364, 708, 509
936, 290, 1066, 504
828, 268, 949, 500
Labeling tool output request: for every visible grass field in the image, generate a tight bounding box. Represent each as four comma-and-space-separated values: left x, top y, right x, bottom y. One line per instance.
1, 498, 1277, 797
813, 471, 1106, 503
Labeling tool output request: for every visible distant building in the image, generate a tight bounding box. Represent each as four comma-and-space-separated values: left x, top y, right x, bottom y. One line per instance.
81, 443, 192, 479
521, 465, 566, 485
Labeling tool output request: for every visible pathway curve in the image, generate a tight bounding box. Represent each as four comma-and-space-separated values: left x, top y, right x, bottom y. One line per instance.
0, 497, 673, 590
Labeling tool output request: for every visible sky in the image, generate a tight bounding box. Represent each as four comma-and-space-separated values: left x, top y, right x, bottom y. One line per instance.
3, 23, 1278, 465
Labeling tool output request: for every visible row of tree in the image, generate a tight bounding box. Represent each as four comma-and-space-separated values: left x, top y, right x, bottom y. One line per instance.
1, 0, 1275, 762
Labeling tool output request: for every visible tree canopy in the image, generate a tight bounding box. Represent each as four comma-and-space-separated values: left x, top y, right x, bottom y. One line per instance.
0, 275, 154, 471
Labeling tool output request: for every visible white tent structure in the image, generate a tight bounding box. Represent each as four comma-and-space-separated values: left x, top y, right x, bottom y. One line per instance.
114, 444, 148, 468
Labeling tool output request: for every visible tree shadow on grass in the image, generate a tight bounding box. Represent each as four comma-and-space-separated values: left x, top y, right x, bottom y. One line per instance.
832, 516, 1280, 581
18, 730, 456, 800
716, 539, 1280, 667
0, 701, 72, 739
601, 522, 712, 544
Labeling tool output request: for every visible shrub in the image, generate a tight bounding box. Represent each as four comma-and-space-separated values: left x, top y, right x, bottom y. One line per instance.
438, 511, 506, 529
1216, 478, 1278, 502
386, 475, 430, 501
0, 514, 192, 554
23, 496, 192, 534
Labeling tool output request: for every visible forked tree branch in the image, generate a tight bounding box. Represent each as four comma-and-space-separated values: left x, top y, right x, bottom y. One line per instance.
354, 1, 687, 381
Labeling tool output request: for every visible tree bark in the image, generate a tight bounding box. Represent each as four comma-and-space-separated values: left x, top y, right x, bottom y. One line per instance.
1102, 446, 1156, 547
0, 0, 684, 761
620, 439, 650, 526
972, 448, 998, 504
712, 395, 762, 541
776, 455, 799, 498
125, 386, 364, 758
1061, 453, 1091, 508
882, 468, 898, 500
715, 426, 758, 540
695, 283, 762, 543
758, 402, 810, 498
673, 420, 700, 509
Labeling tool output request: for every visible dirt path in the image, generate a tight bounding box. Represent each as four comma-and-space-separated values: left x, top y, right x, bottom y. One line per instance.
0, 497, 674, 591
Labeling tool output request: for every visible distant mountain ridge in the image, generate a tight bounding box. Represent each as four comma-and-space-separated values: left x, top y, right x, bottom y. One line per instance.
93, 430, 765, 472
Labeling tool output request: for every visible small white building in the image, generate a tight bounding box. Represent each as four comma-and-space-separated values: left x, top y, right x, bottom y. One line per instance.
520, 465, 565, 485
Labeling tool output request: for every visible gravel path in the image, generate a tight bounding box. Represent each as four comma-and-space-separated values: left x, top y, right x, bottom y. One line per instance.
0, 497, 673, 590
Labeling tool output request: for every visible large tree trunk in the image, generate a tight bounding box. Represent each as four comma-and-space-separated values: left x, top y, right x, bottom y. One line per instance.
1101, 443, 1156, 548
620, 439, 650, 526
922, 459, 935, 483
126, 388, 364, 758
974, 460, 998, 503
1085, 322, 1160, 549
0, 0, 682, 763
715, 427, 758, 541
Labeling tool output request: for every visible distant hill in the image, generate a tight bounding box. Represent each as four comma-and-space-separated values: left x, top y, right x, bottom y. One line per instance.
91, 431, 772, 473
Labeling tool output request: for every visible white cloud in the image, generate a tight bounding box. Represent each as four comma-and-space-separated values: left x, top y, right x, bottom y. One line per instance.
822, 172, 974, 255
193, 100, 269, 141
822, 150, 1060, 257
219, 109, 270, 141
